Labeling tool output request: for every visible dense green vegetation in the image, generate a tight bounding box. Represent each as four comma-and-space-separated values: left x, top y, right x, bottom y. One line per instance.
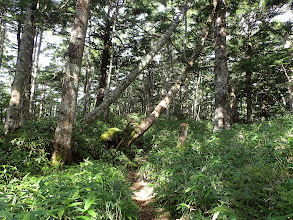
0, 0, 292, 219
0, 114, 293, 219
0, 118, 140, 220
140, 115, 293, 219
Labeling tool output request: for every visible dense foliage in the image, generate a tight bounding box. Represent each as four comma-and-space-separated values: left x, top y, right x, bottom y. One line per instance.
0, 118, 139, 220
1, 114, 292, 219
140, 115, 293, 219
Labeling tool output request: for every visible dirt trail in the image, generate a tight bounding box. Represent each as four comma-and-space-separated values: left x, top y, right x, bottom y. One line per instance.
128, 171, 170, 220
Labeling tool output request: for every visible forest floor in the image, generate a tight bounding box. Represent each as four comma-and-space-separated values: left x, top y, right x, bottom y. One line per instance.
128, 171, 170, 220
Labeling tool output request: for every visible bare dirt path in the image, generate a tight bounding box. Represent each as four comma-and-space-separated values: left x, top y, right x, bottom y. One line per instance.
128, 171, 170, 220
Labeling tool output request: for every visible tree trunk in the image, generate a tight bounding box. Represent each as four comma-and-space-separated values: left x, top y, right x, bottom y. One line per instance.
124, 16, 213, 147
30, 28, 43, 117
161, 65, 171, 119
192, 73, 201, 120
83, 0, 194, 125
230, 83, 239, 123
177, 123, 189, 148
0, 24, 6, 70
95, 19, 111, 107
22, 73, 32, 121
144, 71, 154, 113
0, 7, 7, 70
246, 42, 253, 123
213, 0, 231, 132
282, 64, 293, 113
52, 0, 91, 166
17, 20, 22, 54
4, 3, 36, 134
39, 84, 45, 119
104, 1, 119, 121
83, 24, 92, 116
83, 53, 91, 115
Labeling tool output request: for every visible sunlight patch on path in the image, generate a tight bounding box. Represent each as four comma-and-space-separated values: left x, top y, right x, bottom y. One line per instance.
128, 171, 170, 220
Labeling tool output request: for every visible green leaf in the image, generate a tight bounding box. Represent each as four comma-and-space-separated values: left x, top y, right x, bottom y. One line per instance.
87, 210, 97, 218
0, 211, 13, 219
76, 216, 92, 220
58, 207, 65, 219
23, 213, 32, 220
84, 194, 96, 211
176, 203, 188, 210
67, 202, 82, 207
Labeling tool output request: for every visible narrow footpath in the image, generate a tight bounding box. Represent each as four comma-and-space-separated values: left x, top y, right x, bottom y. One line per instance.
128, 171, 170, 220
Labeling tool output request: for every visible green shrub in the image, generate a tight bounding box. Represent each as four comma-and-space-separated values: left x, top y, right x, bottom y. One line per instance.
0, 119, 55, 180
140, 115, 293, 219
0, 160, 139, 220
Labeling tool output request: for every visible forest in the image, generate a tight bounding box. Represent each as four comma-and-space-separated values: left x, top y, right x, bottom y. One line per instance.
0, 0, 293, 219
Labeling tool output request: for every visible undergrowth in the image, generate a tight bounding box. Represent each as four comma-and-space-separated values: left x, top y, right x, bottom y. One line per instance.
0, 160, 139, 219
0, 116, 139, 219
140, 115, 293, 219
1, 114, 293, 219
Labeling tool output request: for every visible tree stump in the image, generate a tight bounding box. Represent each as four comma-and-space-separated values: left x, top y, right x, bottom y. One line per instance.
177, 123, 189, 148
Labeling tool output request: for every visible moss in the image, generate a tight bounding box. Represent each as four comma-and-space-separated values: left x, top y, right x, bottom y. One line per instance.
52, 153, 62, 167
98, 127, 123, 143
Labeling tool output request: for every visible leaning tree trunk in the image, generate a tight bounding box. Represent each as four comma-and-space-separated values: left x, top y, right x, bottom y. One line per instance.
213, 0, 230, 132
4, 3, 36, 134
83, 0, 194, 125
52, 0, 91, 166
124, 15, 213, 148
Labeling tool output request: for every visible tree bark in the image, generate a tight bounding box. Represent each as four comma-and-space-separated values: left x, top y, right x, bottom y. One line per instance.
0, 6, 7, 70
177, 123, 189, 148
83, 0, 194, 125
83, 52, 91, 115
38, 84, 45, 119
17, 20, 22, 54
230, 83, 239, 123
22, 73, 32, 122
213, 0, 231, 132
52, 0, 91, 166
83, 21, 92, 116
282, 64, 293, 113
104, 1, 119, 121
95, 19, 111, 107
30, 28, 43, 117
4, 3, 36, 134
124, 16, 213, 147
192, 73, 201, 120
246, 42, 253, 123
